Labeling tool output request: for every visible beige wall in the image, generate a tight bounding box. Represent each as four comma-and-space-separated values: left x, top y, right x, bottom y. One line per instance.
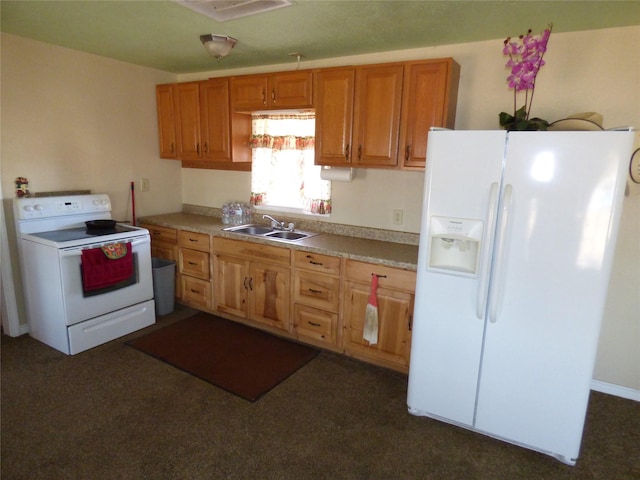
1, 27, 638, 394
1, 33, 182, 219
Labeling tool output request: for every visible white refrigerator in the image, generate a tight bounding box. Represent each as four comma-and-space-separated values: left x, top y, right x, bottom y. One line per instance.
406, 129, 634, 465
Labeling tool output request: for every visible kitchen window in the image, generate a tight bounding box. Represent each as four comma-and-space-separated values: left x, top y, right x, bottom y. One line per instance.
250, 113, 331, 215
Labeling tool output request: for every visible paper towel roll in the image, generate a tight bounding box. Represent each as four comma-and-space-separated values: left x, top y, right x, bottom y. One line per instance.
320, 167, 353, 182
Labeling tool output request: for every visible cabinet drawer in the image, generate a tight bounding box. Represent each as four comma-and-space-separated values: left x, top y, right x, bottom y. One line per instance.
180, 249, 210, 279
151, 243, 178, 263
293, 270, 340, 312
181, 276, 211, 309
178, 230, 210, 252
345, 260, 416, 292
143, 224, 177, 243
293, 304, 337, 345
213, 237, 290, 266
293, 250, 341, 276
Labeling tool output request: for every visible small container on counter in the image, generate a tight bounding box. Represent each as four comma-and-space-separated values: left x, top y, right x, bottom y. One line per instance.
222, 202, 252, 225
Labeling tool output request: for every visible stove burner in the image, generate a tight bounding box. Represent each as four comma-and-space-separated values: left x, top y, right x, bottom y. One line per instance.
85, 227, 118, 236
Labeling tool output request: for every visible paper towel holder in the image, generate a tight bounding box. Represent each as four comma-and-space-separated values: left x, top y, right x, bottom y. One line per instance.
320, 166, 353, 182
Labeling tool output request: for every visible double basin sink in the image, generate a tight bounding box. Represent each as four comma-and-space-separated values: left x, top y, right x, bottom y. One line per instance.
223, 224, 318, 242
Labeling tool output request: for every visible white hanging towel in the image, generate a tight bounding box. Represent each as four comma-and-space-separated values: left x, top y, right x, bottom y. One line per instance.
363, 274, 379, 345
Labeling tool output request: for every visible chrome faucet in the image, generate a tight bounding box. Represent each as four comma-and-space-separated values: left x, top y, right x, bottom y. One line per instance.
263, 214, 285, 230
262, 214, 294, 231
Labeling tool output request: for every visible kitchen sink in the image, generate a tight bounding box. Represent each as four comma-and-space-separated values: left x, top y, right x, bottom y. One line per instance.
223, 224, 317, 242
264, 231, 309, 241
228, 225, 273, 235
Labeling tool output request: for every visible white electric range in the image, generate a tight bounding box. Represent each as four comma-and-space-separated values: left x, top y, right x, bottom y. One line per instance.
13, 194, 156, 354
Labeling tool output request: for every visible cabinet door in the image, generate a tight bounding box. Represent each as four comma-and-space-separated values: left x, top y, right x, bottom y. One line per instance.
156, 84, 177, 159
174, 81, 202, 160
342, 280, 413, 368
151, 242, 177, 263
214, 254, 249, 318
248, 262, 290, 332
200, 78, 231, 162
231, 75, 268, 110
142, 223, 179, 298
352, 64, 404, 167
314, 68, 355, 166
400, 60, 459, 169
269, 71, 313, 108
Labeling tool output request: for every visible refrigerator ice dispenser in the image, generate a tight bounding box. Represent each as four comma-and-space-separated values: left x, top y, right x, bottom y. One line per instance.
427, 216, 483, 276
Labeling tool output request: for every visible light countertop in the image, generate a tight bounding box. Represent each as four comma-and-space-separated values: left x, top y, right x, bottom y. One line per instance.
139, 212, 419, 271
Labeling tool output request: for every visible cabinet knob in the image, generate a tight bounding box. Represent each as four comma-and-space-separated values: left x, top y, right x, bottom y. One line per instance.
271, 89, 276, 104
405, 144, 411, 161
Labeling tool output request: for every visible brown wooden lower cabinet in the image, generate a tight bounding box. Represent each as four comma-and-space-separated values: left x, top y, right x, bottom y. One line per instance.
141, 223, 180, 299
181, 275, 211, 309
341, 260, 416, 371
213, 237, 291, 332
146, 229, 418, 373
292, 250, 342, 347
178, 230, 212, 309
293, 304, 338, 345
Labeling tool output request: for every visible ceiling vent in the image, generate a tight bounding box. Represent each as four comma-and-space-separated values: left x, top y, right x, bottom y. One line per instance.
174, 0, 293, 22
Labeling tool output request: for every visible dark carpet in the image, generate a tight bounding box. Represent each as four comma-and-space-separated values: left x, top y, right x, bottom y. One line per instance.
2, 305, 639, 479
126, 312, 319, 401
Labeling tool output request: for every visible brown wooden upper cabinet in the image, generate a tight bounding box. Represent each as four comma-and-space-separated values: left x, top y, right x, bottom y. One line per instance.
174, 81, 202, 161
230, 71, 314, 111
353, 63, 404, 167
156, 84, 177, 159
156, 79, 251, 169
315, 58, 460, 169
157, 57, 458, 171
399, 60, 460, 169
313, 68, 356, 167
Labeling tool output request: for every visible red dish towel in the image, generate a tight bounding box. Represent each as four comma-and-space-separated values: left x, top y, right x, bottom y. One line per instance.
81, 243, 133, 292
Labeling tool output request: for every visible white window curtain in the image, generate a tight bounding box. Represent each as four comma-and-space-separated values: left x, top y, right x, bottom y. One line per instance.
250, 113, 331, 215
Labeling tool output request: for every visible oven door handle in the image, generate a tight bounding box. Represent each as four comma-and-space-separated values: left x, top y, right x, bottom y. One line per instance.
60, 237, 150, 257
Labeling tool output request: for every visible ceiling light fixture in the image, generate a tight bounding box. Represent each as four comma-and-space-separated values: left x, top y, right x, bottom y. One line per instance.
200, 34, 238, 60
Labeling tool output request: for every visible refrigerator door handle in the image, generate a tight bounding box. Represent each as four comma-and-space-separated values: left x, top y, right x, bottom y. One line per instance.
488, 183, 513, 323
476, 182, 500, 319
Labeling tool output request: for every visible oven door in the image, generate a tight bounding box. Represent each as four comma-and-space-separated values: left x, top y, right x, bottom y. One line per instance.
60, 235, 154, 325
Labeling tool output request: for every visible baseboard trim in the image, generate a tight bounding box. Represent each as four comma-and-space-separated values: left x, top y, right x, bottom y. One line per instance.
591, 380, 640, 402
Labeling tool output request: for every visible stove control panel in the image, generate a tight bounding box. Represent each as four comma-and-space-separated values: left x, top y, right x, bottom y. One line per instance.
14, 194, 111, 220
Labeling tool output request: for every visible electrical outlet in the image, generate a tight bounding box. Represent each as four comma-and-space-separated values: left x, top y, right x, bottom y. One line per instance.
140, 178, 150, 192
393, 209, 403, 225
